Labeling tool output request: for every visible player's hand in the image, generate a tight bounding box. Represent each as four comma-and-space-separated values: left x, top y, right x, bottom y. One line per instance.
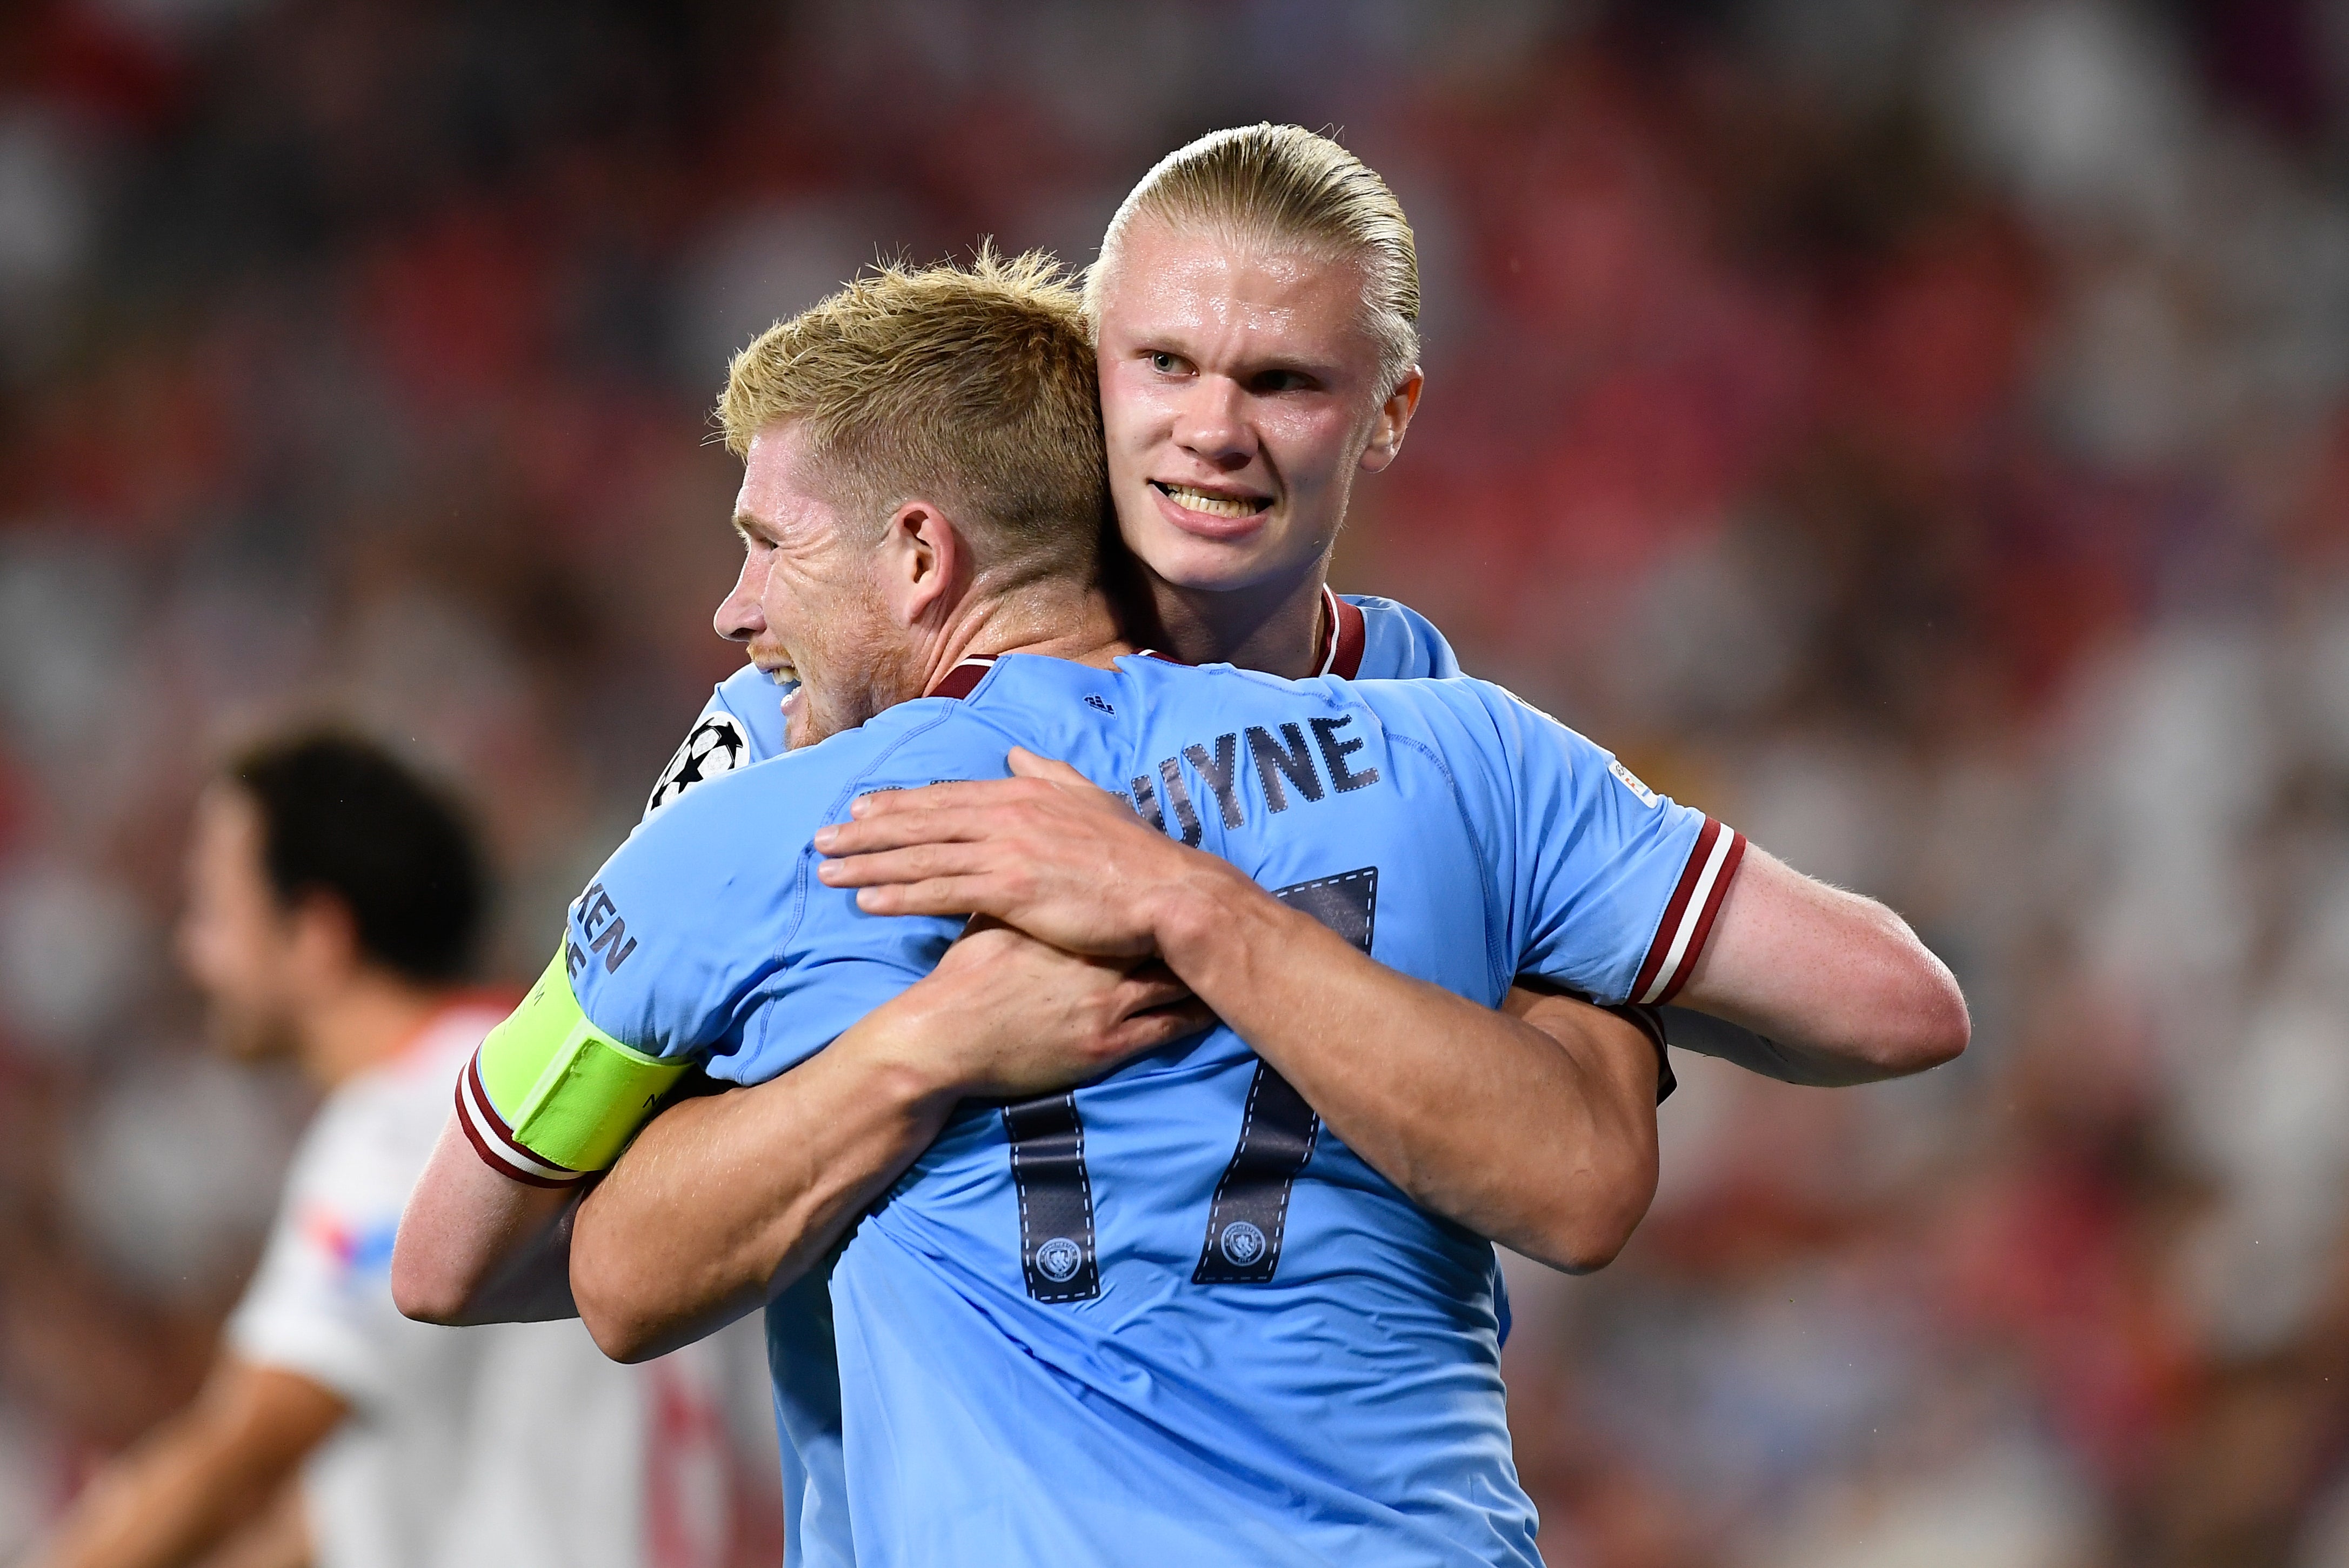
899, 919, 1216, 1099
813, 748, 1245, 959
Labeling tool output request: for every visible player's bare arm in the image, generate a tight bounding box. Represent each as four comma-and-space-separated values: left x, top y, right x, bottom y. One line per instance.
398, 921, 1203, 1344
1668, 849, 1968, 1085
27, 1359, 343, 1568
815, 750, 1667, 1273
829, 749, 1968, 1087
392, 1119, 582, 1325
568, 924, 1211, 1361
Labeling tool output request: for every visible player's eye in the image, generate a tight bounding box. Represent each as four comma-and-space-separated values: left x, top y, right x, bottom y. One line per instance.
1252, 369, 1313, 394
1148, 351, 1186, 376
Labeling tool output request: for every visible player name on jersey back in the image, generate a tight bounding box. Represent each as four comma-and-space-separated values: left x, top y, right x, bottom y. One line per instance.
1127, 706, 1383, 844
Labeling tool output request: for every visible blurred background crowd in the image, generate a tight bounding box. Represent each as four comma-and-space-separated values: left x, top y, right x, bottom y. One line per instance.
1, 0, 2345, 1564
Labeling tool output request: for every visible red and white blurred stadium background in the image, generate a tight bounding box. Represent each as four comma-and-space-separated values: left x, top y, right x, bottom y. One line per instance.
3, 2, 2347, 1563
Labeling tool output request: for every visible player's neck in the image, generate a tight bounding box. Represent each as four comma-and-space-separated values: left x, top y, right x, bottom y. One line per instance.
298, 971, 452, 1090
1145, 558, 1329, 680
922, 579, 1132, 689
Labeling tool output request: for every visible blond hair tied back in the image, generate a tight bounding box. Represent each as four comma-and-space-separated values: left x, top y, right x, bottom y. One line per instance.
1088, 124, 1421, 390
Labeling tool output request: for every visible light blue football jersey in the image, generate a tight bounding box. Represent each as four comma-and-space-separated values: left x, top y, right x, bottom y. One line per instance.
624, 591, 1740, 1562
636, 592, 1463, 1567
572, 652, 1744, 1566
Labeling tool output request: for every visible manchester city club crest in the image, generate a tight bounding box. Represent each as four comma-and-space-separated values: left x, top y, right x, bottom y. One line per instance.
645, 712, 750, 815
1218, 1220, 1267, 1267
1034, 1237, 1084, 1283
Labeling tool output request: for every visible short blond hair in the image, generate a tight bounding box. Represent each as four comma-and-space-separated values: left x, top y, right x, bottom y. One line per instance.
719, 247, 1106, 580
1087, 124, 1421, 390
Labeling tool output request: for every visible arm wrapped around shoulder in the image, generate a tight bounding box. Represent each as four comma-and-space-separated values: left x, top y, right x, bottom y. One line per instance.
457, 950, 690, 1185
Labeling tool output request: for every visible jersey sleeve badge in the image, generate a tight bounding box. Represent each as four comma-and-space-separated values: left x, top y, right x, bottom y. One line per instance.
646, 712, 750, 815
1607, 757, 1661, 809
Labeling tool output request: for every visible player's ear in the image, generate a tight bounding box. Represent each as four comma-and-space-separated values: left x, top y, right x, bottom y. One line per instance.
1359, 366, 1423, 475
879, 499, 966, 628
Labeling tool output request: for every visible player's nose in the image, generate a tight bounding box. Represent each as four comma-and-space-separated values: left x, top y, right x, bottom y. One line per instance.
713, 563, 764, 643
1173, 378, 1257, 472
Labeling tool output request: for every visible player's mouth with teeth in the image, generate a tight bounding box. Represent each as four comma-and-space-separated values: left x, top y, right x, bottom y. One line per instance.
1152, 482, 1271, 519
750, 641, 797, 685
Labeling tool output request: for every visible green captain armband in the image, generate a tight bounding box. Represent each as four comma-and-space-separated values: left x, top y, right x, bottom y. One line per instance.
455, 950, 690, 1185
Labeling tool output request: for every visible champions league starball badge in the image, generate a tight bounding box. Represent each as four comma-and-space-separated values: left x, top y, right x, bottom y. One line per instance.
646, 713, 750, 815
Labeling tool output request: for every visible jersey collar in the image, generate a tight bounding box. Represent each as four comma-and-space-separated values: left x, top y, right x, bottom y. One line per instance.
1315, 586, 1366, 679
1133, 591, 1364, 678
929, 655, 999, 700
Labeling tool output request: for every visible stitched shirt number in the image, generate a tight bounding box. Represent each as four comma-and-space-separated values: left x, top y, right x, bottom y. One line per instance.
1002, 866, 1379, 1302
1003, 1092, 1100, 1303
1192, 868, 1373, 1284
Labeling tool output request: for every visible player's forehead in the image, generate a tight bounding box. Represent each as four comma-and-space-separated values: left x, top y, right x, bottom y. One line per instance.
1098, 219, 1376, 362
735, 421, 846, 541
